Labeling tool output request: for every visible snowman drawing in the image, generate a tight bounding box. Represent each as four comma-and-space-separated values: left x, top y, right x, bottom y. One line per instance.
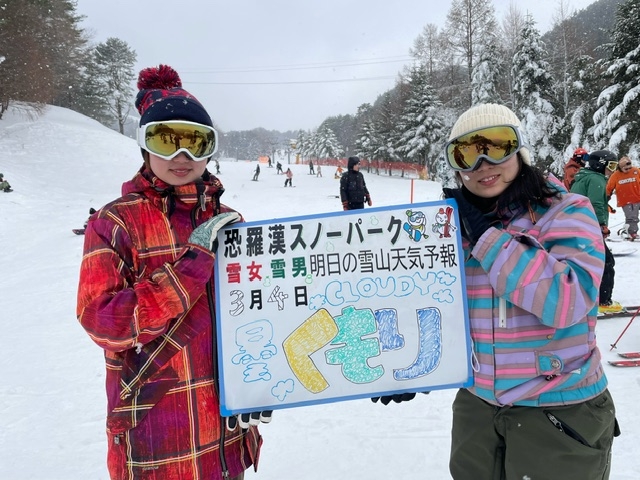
432, 207, 457, 238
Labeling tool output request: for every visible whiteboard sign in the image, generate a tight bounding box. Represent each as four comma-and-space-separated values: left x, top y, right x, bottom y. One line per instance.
214, 199, 472, 416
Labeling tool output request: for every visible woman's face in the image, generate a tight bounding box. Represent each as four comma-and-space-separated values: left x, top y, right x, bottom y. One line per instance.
457, 154, 520, 198
149, 152, 207, 186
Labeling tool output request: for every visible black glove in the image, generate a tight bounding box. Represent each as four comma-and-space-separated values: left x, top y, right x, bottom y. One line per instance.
226, 410, 273, 431
442, 188, 492, 245
371, 391, 429, 405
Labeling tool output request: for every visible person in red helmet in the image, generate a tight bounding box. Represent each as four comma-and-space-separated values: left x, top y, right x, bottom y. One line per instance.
562, 147, 588, 191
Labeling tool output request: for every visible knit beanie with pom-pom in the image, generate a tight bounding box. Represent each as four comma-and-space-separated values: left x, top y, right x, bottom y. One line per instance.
448, 103, 532, 165
135, 64, 213, 127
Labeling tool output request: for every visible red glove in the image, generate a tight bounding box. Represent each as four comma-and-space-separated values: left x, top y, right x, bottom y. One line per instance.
601, 225, 611, 238
342, 201, 349, 211
366, 195, 372, 207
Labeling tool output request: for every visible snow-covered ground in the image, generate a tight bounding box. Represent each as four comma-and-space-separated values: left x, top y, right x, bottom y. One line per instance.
1, 105, 639, 479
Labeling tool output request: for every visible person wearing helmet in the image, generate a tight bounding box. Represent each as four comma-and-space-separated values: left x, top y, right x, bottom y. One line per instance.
570, 150, 621, 313
562, 147, 588, 191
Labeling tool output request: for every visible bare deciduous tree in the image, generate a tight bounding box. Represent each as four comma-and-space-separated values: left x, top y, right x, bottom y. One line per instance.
444, 0, 499, 105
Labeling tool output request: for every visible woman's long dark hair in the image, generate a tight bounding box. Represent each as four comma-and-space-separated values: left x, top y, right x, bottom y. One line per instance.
496, 153, 561, 215
457, 152, 561, 216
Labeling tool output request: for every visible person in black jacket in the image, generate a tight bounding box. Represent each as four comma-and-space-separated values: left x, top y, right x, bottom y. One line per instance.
340, 156, 372, 210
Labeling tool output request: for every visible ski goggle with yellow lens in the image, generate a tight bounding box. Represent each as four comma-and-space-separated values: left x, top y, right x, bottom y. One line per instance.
444, 125, 524, 172
137, 121, 218, 161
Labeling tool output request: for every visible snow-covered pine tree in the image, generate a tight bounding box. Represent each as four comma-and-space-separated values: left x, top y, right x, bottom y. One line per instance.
563, 54, 600, 160
371, 91, 403, 174
355, 119, 381, 170
499, 3, 527, 107
471, 40, 503, 105
592, 0, 640, 160
93, 38, 136, 135
396, 65, 445, 179
295, 130, 311, 162
314, 124, 344, 160
511, 15, 562, 171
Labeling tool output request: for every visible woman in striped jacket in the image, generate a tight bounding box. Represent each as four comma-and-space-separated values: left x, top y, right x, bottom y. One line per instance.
77, 65, 266, 479
441, 104, 619, 480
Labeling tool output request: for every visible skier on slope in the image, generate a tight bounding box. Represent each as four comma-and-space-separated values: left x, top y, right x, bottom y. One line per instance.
607, 156, 640, 241
571, 150, 622, 314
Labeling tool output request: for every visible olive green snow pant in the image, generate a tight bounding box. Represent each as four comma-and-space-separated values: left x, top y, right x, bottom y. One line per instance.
450, 388, 619, 480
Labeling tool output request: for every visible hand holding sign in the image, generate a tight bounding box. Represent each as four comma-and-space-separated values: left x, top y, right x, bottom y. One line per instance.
226, 411, 273, 431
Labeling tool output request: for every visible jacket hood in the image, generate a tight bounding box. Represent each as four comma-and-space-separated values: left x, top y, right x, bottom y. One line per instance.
573, 167, 602, 182
348, 156, 360, 171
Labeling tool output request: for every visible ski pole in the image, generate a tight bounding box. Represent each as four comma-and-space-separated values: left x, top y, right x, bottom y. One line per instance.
610, 305, 640, 351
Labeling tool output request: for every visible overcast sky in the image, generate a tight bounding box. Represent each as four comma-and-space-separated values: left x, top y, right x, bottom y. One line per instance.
75, 0, 596, 133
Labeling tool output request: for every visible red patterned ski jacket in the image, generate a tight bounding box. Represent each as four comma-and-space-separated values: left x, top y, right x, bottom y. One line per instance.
77, 167, 261, 479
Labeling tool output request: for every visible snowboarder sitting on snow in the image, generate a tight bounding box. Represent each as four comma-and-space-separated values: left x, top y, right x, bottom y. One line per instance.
340, 156, 371, 210
0, 173, 13, 192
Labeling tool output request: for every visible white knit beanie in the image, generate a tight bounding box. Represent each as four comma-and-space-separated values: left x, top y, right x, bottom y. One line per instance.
448, 103, 531, 165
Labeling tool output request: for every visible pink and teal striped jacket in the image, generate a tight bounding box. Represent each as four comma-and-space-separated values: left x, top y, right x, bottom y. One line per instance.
462, 190, 607, 407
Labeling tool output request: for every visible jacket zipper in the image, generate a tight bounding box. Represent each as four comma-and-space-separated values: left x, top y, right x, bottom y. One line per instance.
192, 198, 230, 477
208, 277, 229, 477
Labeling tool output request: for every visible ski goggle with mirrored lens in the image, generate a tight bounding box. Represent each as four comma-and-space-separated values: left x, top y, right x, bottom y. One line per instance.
137, 121, 218, 161
606, 161, 618, 171
444, 125, 524, 172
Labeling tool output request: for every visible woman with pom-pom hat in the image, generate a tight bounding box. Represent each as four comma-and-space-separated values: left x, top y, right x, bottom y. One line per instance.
77, 65, 266, 479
